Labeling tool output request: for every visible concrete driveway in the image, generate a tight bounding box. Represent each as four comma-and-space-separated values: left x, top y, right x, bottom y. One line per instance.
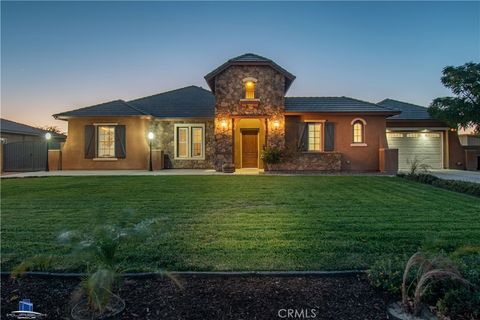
430, 169, 480, 184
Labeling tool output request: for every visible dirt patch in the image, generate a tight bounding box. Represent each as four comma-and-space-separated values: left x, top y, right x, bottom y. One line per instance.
1, 274, 392, 319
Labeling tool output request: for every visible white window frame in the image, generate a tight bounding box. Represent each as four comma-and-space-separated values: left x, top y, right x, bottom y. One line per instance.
350, 118, 367, 146
93, 123, 118, 160
306, 121, 324, 152
174, 123, 205, 160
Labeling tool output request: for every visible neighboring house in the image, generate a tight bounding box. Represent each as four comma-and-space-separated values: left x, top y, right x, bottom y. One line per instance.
1, 118, 66, 145
53, 53, 466, 172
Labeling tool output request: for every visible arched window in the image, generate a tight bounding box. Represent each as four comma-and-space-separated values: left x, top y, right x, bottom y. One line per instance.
351, 118, 366, 144
243, 77, 257, 99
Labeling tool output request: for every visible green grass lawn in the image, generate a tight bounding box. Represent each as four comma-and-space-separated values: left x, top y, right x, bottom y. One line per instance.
1, 176, 479, 272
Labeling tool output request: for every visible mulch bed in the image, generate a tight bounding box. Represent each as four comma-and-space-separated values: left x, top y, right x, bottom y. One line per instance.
1, 274, 393, 319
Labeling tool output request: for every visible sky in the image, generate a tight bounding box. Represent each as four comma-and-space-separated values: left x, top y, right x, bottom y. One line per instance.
1, 1, 479, 132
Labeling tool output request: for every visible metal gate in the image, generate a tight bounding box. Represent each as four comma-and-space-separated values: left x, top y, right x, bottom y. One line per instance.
3, 141, 47, 172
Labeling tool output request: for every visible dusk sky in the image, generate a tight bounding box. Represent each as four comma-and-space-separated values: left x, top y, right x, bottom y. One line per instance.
1, 1, 479, 132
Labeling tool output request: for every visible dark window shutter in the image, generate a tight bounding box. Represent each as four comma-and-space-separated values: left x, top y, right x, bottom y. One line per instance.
298, 123, 308, 151
324, 122, 335, 151
85, 125, 95, 159
115, 125, 126, 158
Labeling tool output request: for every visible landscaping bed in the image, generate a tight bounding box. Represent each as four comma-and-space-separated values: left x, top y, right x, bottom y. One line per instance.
1, 274, 392, 319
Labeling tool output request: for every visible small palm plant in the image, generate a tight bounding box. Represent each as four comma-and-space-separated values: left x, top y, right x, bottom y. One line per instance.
401, 252, 471, 316
58, 212, 160, 319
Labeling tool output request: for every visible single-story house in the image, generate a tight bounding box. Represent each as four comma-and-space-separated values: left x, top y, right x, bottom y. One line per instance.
53, 53, 467, 172
1, 118, 66, 145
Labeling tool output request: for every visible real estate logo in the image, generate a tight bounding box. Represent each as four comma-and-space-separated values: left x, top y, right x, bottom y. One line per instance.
277, 308, 318, 318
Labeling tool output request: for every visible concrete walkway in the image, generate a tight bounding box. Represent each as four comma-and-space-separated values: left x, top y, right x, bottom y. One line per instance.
430, 169, 480, 184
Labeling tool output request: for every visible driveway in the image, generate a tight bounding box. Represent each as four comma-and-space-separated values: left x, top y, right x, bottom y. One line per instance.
430, 169, 480, 184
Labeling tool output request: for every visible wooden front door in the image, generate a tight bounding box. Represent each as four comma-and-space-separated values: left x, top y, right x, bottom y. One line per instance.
241, 130, 258, 168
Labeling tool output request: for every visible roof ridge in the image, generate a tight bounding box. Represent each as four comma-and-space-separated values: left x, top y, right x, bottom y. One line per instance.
380, 98, 428, 109
127, 85, 210, 103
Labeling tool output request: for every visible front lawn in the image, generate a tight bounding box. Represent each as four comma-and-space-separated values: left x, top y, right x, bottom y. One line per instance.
1, 176, 479, 271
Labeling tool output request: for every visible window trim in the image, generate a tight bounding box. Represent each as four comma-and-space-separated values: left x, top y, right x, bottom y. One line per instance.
95, 124, 116, 158
242, 77, 258, 100
307, 122, 324, 152
174, 123, 206, 160
351, 118, 366, 145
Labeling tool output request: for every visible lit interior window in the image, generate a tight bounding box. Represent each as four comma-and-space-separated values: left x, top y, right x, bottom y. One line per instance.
308, 123, 322, 151
97, 126, 115, 157
177, 127, 188, 158
353, 121, 364, 143
245, 81, 255, 99
192, 127, 203, 157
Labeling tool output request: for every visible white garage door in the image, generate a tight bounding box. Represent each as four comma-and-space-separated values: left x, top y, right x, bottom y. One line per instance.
387, 131, 443, 171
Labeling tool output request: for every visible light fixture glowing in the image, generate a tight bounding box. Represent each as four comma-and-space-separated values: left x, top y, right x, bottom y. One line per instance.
245, 81, 254, 88
221, 119, 228, 128
273, 120, 280, 129
45, 132, 52, 140
147, 132, 154, 140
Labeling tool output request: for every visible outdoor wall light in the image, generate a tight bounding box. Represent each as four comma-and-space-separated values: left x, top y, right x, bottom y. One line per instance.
273, 120, 280, 129
221, 119, 228, 129
45, 132, 52, 140
148, 132, 154, 140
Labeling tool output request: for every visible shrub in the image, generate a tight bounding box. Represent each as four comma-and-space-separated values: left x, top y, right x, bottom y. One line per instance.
367, 256, 407, 294
397, 173, 480, 197
369, 248, 480, 319
261, 146, 283, 164
406, 156, 431, 176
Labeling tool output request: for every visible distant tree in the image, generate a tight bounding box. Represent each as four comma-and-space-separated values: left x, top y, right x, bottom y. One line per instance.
37, 125, 65, 135
429, 62, 480, 133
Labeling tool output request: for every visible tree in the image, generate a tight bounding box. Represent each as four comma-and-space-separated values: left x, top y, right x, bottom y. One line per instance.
429, 62, 480, 133
37, 125, 65, 135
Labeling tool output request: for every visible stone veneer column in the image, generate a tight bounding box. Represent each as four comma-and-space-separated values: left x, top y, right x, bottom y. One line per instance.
213, 65, 287, 171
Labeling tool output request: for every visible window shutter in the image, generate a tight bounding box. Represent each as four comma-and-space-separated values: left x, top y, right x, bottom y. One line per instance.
115, 125, 126, 158
324, 122, 335, 151
85, 125, 95, 159
298, 123, 308, 151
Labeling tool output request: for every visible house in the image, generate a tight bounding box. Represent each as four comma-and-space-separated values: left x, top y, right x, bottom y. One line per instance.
53, 53, 467, 172
1, 118, 66, 145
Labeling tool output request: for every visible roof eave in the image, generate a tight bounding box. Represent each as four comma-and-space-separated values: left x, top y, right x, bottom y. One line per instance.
285, 111, 401, 116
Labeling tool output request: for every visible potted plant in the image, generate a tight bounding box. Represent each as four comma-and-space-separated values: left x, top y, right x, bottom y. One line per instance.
261, 146, 283, 171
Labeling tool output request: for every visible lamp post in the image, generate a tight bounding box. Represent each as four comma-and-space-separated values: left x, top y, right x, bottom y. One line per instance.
147, 132, 154, 171
45, 132, 52, 172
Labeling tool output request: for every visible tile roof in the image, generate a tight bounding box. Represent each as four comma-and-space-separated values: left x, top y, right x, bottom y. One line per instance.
204, 53, 296, 93
1, 118, 66, 138
128, 86, 214, 118
53, 99, 147, 119
285, 97, 398, 114
378, 99, 433, 120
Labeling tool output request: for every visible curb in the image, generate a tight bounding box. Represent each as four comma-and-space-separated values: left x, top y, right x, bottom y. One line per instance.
1, 270, 366, 279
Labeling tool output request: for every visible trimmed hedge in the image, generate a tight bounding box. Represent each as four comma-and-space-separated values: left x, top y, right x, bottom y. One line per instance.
397, 173, 480, 197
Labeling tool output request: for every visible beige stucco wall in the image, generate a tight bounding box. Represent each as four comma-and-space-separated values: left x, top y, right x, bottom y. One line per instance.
62, 117, 151, 170
285, 114, 389, 171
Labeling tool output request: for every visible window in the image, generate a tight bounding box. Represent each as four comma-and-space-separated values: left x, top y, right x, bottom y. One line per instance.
174, 124, 205, 159
97, 126, 115, 157
245, 81, 255, 99
308, 123, 322, 151
351, 118, 366, 144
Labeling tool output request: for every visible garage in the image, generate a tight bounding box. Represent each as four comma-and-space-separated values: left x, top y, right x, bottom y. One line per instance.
387, 131, 443, 171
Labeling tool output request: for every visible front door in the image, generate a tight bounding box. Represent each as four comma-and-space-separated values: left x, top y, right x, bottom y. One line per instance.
242, 130, 258, 168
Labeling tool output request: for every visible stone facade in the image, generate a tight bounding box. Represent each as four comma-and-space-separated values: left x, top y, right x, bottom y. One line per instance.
151, 119, 215, 169
268, 152, 342, 171
213, 65, 286, 170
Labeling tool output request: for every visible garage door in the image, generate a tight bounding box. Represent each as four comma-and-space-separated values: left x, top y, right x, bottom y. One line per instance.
387, 131, 443, 171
